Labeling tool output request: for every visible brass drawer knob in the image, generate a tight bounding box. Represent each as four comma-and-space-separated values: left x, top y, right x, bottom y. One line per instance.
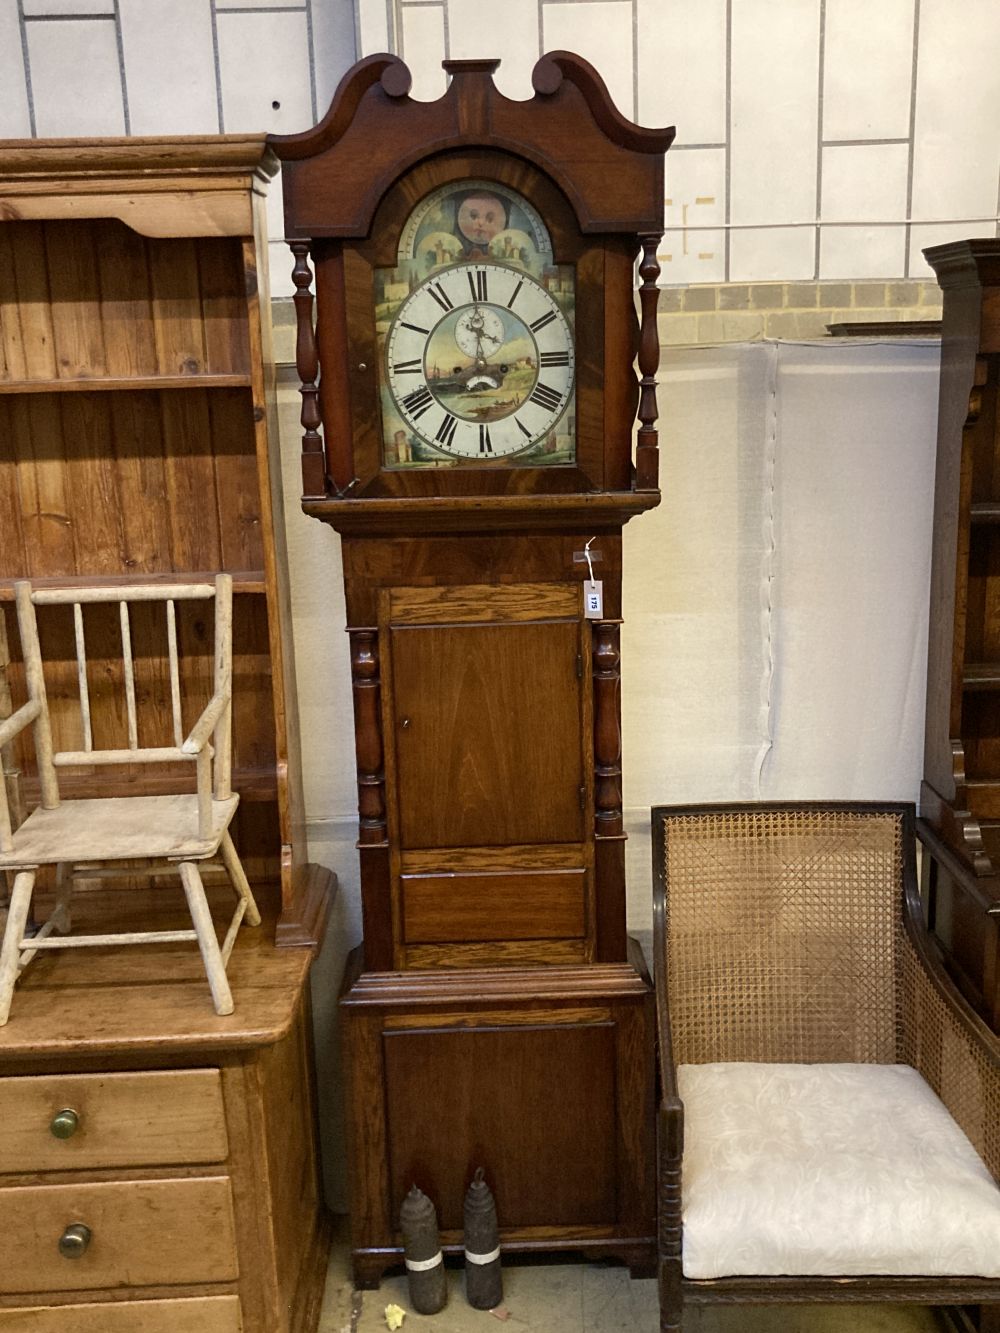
50, 1108, 80, 1140
58, 1223, 91, 1259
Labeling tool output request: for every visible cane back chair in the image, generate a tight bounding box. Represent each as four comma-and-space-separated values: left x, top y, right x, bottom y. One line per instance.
0, 575, 260, 1022
653, 802, 1000, 1332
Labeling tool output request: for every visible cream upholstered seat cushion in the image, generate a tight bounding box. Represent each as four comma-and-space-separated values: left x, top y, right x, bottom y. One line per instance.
678, 1062, 1000, 1279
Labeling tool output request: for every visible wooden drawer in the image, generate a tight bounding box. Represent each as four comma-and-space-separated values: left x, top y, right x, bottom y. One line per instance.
0, 1178, 239, 1295
401, 869, 587, 943
0, 1071, 228, 1173
0, 1295, 242, 1331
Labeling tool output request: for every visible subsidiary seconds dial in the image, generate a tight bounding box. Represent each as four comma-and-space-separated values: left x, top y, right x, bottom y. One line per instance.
385, 262, 574, 460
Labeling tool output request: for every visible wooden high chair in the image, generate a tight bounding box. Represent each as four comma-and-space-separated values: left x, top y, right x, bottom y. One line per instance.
0, 575, 260, 1023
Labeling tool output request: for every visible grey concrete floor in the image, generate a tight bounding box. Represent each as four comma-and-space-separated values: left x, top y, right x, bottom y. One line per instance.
319, 1225, 948, 1332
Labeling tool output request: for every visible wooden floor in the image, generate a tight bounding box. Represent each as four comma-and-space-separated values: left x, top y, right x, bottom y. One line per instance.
318, 1222, 952, 1332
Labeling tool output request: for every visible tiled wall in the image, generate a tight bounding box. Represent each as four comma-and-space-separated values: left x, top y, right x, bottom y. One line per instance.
2, 0, 999, 287
360, 0, 1000, 283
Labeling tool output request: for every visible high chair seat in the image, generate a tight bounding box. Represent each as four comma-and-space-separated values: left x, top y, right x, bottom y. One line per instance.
0, 794, 240, 868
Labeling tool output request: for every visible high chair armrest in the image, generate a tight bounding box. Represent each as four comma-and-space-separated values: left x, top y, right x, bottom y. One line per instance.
0, 700, 41, 750
181, 689, 231, 755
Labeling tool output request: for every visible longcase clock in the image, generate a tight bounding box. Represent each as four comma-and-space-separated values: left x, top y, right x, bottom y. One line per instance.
270, 52, 674, 1284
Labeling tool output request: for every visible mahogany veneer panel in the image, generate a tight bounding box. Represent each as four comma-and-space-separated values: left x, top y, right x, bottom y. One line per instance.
389, 620, 585, 849
401, 868, 587, 943
384, 1022, 617, 1227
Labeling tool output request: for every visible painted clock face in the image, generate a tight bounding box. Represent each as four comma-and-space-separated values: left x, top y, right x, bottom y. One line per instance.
374, 180, 577, 469
385, 262, 575, 460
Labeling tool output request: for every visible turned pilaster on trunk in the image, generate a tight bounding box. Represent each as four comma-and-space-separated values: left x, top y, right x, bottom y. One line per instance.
635, 234, 662, 491
290, 239, 327, 499
350, 629, 387, 845
593, 621, 623, 838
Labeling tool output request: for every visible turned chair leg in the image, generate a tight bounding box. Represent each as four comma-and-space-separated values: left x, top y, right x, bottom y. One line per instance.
0, 869, 36, 1026
53, 862, 72, 933
178, 860, 234, 1017
219, 829, 261, 928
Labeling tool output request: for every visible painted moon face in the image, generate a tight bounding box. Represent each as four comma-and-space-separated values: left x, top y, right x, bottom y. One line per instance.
455, 191, 508, 247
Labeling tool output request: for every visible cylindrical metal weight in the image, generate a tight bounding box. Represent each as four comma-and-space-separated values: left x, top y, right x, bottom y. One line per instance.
399, 1184, 447, 1314
463, 1167, 502, 1310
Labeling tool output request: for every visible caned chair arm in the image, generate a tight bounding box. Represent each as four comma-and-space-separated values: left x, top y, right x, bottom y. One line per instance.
0, 700, 41, 750
902, 878, 1000, 1069
652, 840, 681, 1100
658, 1095, 683, 1149
181, 689, 232, 756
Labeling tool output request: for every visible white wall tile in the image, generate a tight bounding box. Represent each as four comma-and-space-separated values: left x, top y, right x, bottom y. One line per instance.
449, 0, 538, 100
820, 226, 906, 279
0, 6, 32, 136
542, 0, 635, 119
311, 0, 359, 118
911, 0, 1000, 229
23, 0, 114, 13
662, 148, 726, 284
119, 0, 218, 134
356, 0, 392, 55
217, 0, 303, 7
730, 0, 820, 226
821, 142, 909, 221
27, 17, 126, 136
637, 0, 725, 144
822, 0, 914, 142
399, 3, 447, 101
819, 142, 910, 276
730, 227, 816, 282
217, 9, 313, 133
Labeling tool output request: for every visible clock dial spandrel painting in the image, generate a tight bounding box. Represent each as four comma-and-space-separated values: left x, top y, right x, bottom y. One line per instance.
375, 180, 577, 469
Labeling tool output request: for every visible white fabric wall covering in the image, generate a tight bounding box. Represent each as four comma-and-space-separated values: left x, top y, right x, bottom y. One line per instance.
623, 338, 940, 816
761, 342, 940, 797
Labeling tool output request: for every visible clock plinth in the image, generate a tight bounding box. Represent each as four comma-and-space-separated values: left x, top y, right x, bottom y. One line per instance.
341, 944, 656, 1286
269, 50, 672, 1282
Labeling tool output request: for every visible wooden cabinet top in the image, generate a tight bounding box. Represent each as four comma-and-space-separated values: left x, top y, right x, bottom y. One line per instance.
0, 887, 312, 1065
0, 135, 276, 238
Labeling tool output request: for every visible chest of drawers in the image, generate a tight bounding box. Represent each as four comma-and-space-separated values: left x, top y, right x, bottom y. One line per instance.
0, 886, 329, 1332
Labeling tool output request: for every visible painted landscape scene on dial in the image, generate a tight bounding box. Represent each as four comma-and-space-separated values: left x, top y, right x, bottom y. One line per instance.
376, 180, 577, 468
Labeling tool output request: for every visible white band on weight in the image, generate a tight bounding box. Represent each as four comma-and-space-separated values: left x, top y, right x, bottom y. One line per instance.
405, 1252, 442, 1272
464, 1246, 501, 1265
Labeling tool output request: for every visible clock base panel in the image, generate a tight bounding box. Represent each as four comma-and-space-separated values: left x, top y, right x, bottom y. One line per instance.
339, 942, 656, 1287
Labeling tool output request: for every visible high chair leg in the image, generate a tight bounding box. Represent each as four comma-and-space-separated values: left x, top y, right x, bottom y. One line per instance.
220, 829, 261, 928
178, 860, 234, 1017
0, 869, 36, 1026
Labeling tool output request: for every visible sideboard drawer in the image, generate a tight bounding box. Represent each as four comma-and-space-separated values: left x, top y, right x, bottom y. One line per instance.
0, 1071, 228, 1172
0, 1295, 242, 1331
0, 1177, 239, 1294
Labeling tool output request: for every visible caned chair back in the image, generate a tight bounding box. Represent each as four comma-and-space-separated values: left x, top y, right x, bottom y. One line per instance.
654, 804, 905, 1066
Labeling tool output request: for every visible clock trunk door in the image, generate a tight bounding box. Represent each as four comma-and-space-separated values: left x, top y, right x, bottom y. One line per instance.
388, 616, 585, 850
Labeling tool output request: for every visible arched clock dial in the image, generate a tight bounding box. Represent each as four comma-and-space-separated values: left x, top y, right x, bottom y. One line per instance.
385, 262, 575, 461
